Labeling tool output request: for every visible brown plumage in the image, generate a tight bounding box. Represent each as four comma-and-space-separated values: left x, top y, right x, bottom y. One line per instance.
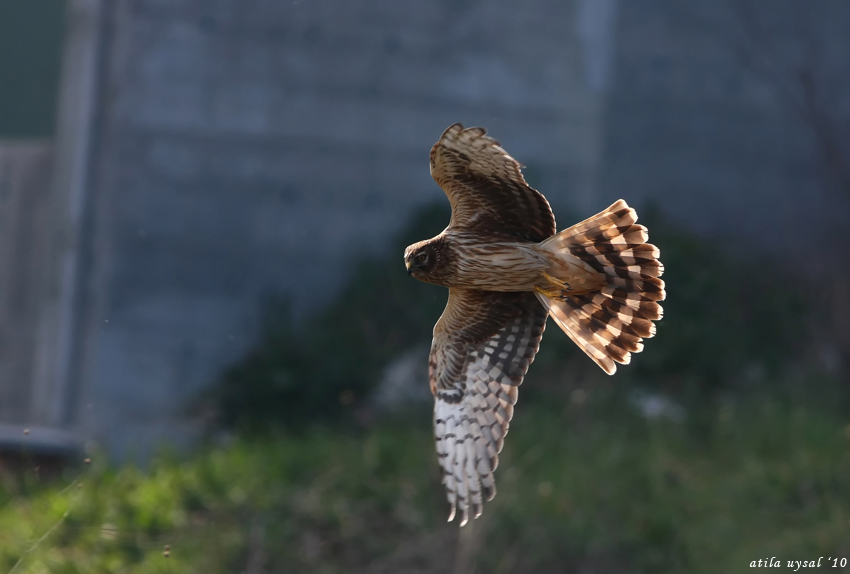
404, 123, 665, 526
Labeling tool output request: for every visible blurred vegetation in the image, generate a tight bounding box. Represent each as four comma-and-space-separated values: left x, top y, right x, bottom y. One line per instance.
208, 203, 451, 433
209, 201, 809, 433
2, 383, 849, 573
629, 204, 807, 388
4, 202, 842, 573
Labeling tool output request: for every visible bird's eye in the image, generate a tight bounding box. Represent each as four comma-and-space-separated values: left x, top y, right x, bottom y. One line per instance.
416, 253, 427, 263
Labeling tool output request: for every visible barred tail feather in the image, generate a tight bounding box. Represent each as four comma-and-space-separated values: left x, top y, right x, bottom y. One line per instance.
544, 299, 619, 374
537, 200, 665, 375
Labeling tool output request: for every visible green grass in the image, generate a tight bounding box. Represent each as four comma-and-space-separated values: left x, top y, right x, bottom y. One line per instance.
2, 380, 848, 573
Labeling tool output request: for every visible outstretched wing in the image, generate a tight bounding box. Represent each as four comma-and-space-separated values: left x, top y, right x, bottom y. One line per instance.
430, 289, 547, 526
430, 123, 556, 243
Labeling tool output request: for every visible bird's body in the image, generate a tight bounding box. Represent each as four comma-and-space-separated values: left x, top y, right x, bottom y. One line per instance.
409, 234, 545, 291
404, 124, 665, 526
409, 232, 605, 294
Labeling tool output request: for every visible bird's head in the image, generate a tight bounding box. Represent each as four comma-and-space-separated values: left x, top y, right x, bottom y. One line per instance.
404, 238, 448, 283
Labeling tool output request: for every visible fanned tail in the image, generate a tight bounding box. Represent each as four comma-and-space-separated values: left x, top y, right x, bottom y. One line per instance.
536, 200, 665, 375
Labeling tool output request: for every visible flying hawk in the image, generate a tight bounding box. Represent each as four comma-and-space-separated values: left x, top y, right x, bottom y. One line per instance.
404, 124, 665, 526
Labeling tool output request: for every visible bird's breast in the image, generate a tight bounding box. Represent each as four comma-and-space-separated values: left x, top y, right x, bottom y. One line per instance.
446, 241, 548, 291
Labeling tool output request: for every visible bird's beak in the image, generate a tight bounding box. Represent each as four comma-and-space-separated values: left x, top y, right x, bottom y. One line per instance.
405, 260, 413, 275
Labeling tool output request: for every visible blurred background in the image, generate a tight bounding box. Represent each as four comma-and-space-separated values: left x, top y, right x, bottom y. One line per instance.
0, 0, 849, 572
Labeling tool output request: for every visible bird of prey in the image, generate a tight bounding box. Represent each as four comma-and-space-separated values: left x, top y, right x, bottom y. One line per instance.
404, 124, 665, 526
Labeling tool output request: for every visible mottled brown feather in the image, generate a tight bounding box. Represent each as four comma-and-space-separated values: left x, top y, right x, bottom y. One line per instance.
430, 123, 556, 243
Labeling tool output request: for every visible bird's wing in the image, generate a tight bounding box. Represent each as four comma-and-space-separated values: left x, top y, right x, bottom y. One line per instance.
429, 288, 547, 525
430, 123, 557, 243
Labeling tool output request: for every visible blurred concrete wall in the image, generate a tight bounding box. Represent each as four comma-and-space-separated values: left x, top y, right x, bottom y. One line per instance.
599, 0, 850, 258
73, 0, 614, 456
0, 144, 53, 426
0, 0, 100, 454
